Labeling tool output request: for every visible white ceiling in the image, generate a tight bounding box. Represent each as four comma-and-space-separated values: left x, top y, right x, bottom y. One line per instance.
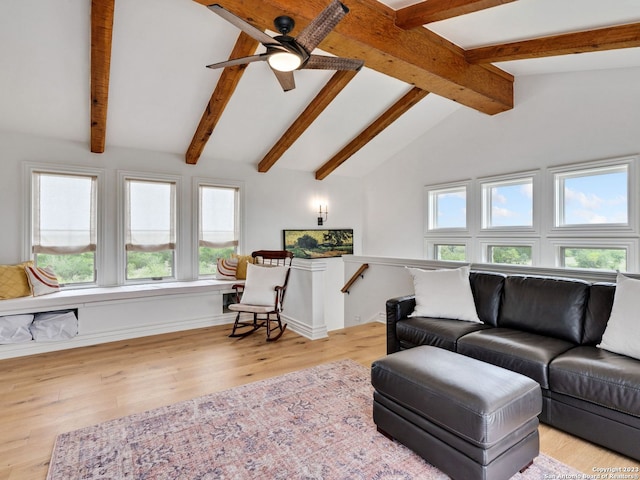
2, 0, 640, 177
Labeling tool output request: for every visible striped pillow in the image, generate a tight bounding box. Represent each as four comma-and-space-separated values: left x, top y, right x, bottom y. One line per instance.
216, 258, 238, 280
25, 266, 60, 296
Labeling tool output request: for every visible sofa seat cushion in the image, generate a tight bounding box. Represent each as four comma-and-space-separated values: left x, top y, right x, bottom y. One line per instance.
457, 329, 576, 389
396, 317, 491, 352
549, 346, 640, 418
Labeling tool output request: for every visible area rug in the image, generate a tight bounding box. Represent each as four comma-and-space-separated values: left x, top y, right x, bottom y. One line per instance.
47, 360, 583, 479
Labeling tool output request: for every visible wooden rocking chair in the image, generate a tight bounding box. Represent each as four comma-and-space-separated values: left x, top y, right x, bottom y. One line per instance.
227, 250, 293, 342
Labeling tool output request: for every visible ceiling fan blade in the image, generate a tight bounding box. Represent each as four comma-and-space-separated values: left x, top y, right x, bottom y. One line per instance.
295, 0, 348, 53
206, 54, 268, 70
271, 69, 296, 92
304, 55, 364, 71
208, 4, 282, 47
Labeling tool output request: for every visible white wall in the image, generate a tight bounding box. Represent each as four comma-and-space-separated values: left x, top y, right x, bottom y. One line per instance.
362, 67, 640, 258
0, 132, 362, 332
0, 131, 362, 270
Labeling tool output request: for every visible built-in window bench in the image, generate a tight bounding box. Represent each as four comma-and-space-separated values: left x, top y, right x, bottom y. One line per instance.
0, 280, 241, 360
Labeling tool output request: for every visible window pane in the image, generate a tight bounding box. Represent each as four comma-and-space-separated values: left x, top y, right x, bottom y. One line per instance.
430, 187, 466, 229
33, 172, 96, 254
126, 251, 173, 280
562, 247, 626, 272
32, 172, 97, 285
485, 180, 532, 228
199, 185, 239, 277
435, 245, 466, 261
199, 246, 235, 276
125, 179, 176, 280
560, 167, 627, 225
35, 252, 95, 285
488, 246, 532, 265
126, 180, 175, 250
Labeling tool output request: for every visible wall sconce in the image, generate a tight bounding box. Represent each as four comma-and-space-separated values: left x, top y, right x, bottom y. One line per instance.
317, 205, 328, 226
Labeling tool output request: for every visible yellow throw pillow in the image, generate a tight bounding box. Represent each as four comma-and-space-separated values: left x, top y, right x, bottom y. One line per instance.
232, 254, 255, 280
0, 261, 34, 300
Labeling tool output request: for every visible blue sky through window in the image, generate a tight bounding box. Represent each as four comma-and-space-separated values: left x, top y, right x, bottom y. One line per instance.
563, 170, 627, 225
489, 182, 532, 227
434, 189, 466, 229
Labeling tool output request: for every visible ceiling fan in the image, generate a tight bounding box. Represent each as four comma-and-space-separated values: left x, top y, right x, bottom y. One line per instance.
206, 1, 364, 92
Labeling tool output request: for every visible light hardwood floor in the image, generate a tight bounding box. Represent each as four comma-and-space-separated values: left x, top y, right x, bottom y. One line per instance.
1, 322, 638, 479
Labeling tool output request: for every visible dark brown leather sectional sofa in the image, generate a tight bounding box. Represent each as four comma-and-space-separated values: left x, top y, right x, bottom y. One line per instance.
386, 271, 640, 461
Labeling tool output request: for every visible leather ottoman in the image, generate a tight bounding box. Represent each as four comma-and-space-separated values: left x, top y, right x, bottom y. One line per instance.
371, 346, 542, 480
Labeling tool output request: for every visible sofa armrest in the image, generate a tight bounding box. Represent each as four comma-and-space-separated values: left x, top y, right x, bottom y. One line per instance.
386, 295, 416, 354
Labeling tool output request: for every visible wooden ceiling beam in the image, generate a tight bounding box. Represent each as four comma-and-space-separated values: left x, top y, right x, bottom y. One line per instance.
315, 87, 429, 180
395, 0, 517, 30
258, 69, 360, 173
90, 0, 115, 154
193, 0, 513, 115
466, 22, 640, 64
185, 32, 259, 165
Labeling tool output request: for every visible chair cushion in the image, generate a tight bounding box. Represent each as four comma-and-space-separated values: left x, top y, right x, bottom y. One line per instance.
549, 346, 640, 417
457, 329, 575, 389
240, 263, 289, 307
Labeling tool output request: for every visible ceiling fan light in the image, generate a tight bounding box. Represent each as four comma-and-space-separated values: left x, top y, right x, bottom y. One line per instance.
268, 51, 302, 72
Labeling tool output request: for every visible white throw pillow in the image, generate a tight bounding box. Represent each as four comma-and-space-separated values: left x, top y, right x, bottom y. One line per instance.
597, 273, 640, 360
240, 263, 290, 307
407, 266, 481, 323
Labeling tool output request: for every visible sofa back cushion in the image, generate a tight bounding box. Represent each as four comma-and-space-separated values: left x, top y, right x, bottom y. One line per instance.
583, 283, 615, 345
498, 275, 589, 344
469, 272, 505, 327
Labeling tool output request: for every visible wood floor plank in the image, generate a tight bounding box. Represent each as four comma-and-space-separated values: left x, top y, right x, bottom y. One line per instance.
0, 322, 638, 479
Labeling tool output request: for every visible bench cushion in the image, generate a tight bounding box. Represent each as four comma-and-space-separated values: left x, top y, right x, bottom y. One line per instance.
371, 346, 541, 447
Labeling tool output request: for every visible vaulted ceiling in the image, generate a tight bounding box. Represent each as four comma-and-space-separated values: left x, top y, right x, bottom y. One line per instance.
4, 1, 640, 179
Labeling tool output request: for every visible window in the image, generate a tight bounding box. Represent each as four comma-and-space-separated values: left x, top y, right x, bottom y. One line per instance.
486, 245, 533, 266
434, 244, 466, 262
124, 177, 177, 281
561, 247, 627, 272
481, 178, 533, 229
424, 156, 637, 272
426, 184, 468, 231
31, 170, 98, 285
197, 183, 240, 277
554, 164, 629, 228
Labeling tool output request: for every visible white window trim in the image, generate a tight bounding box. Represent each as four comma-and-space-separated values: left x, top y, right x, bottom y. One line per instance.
117, 170, 182, 285
479, 239, 540, 266
548, 238, 638, 273
425, 238, 473, 262
23, 162, 106, 287
548, 155, 638, 236
478, 170, 540, 235
424, 180, 471, 234
192, 177, 245, 278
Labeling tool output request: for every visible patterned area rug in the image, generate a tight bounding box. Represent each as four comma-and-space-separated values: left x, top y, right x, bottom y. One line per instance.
47, 360, 583, 479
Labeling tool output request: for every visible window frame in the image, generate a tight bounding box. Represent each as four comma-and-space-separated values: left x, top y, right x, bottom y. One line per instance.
480, 239, 539, 266
118, 171, 182, 284
549, 156, 637, 235
549, 238, 637, 273
193, 177, 244, 278
479, 171, 539, 234
424, 181, 471, 234
23, 163, 106, 288
425, 238, 472, 262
